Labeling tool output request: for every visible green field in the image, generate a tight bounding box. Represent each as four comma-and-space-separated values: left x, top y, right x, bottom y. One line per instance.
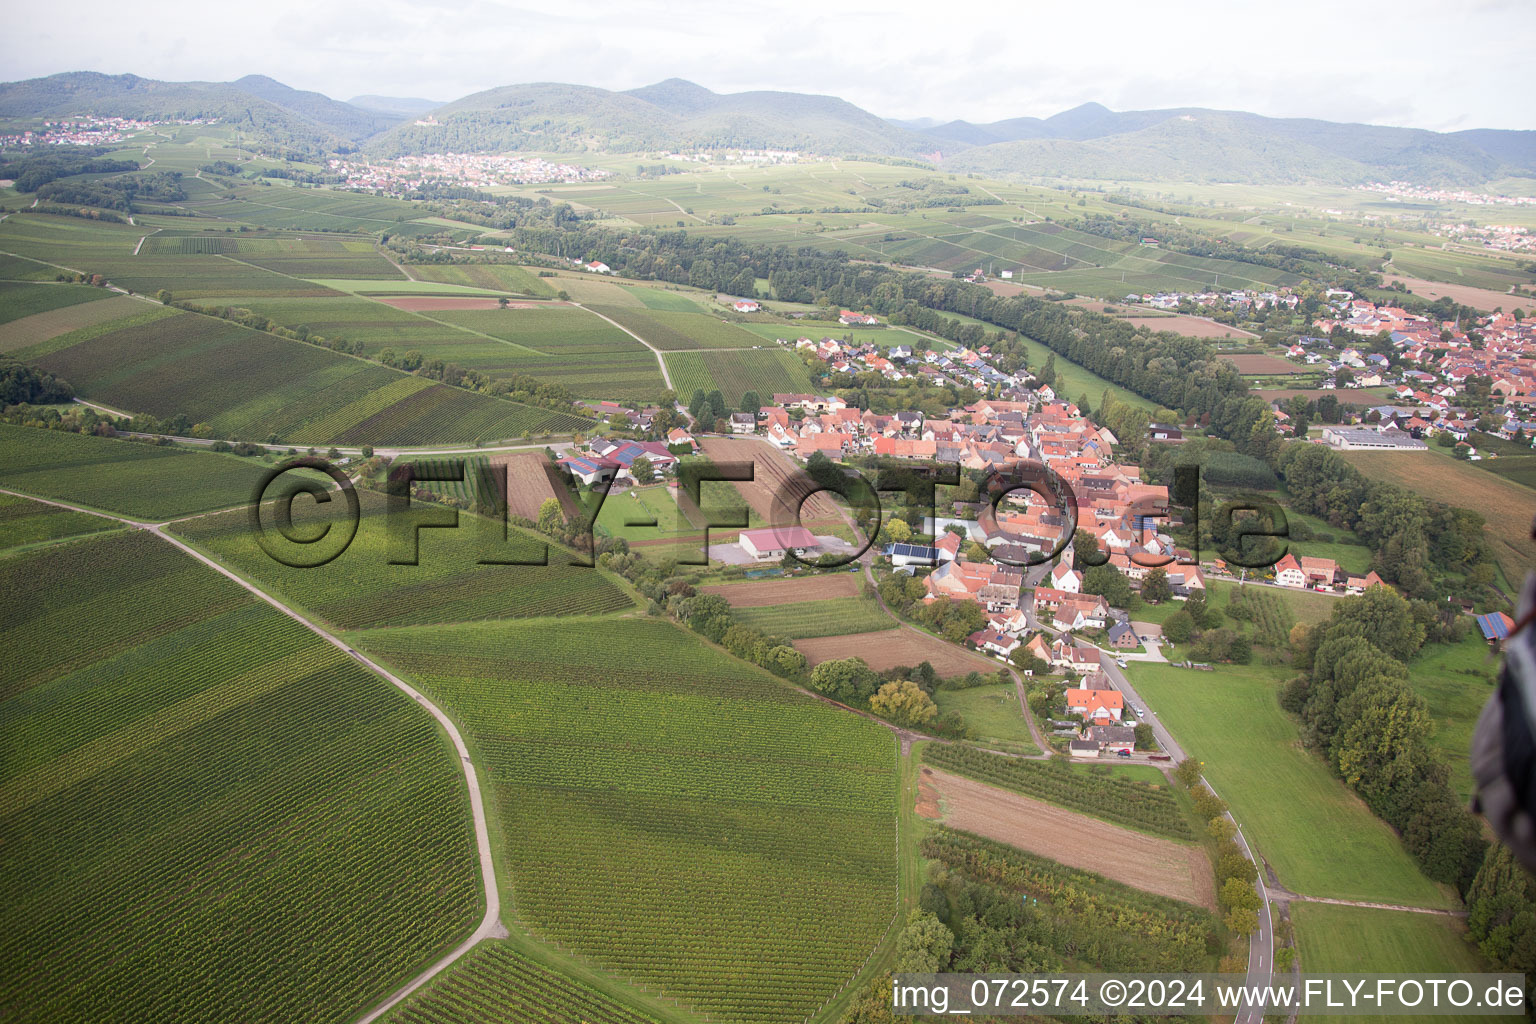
0, 424, 270, 520
589, 306, 766, 350
352, 615, 899, 1024
0, 492, 120, 551
0, 530, 481, 1023
732, 595, 896, 638
665, 348, 815, 406
385, 943, 666, 1024
0, 281, 109, 324
170, 489, 636, 630
407, 263, 557, 296
11, 306, 592, 444
931, 682, 1039, 752
1291, 903, 1496, 1023
1408, 633, 1498, 801
1127, 660, 1452, 907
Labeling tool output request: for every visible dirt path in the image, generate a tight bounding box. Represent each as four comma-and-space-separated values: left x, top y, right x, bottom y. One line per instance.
924, 767, 1216, 911
0, 486, 504, 1021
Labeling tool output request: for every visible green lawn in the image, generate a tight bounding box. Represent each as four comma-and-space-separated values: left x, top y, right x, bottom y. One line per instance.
1291, 903, 1499, 1023
1127, 660, 1452, 908
932, 683, 1038, 752
1407, 633, 1498, 801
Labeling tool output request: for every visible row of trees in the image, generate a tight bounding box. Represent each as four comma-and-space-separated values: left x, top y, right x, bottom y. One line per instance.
1281, 587, 1486, 889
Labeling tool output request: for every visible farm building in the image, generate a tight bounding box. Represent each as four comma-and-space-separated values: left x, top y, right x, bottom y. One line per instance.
732, 300, 761, 313
1085, 725, 1137, 754
1322, 427, 1427, 451
557, 455, 619, 486
739, 526, 820, 561
1068, 739, 1101, 759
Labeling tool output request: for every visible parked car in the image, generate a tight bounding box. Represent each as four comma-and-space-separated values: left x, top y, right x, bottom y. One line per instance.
1115, 748, 1132, 758
1115, 658, 1127, 668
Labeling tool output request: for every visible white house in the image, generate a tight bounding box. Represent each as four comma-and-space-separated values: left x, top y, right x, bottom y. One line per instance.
1273, 553, 1307, 588
1050, 563, 1082, 594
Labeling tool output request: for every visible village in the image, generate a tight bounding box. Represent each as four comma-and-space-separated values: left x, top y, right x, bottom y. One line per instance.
327, 152, 610, 194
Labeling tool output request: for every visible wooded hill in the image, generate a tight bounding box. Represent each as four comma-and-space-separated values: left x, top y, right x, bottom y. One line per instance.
3, 71, 1532, 183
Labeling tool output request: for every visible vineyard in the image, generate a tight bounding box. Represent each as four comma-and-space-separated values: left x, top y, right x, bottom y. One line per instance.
586, 306, 764, 350
1223, 585, 1296, 648
0, 531, 482, 1023
407, 263, 557, 296
20, 308, 592, 445
170, 490, 635, 629
0, 493, 119, 551
385, 944, 664, 1024
426, 305, 669, 403
922, 828, 1215, 972
0, 281, 108, 325
666, 348, 815, 408
352, 615, 899, 1024
923, 745, 1196, 841
0, 424, 270, 520
733, 596, 895, 639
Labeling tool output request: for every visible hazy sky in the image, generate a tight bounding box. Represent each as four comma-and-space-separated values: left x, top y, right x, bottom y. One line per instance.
5, 0, 1533, 132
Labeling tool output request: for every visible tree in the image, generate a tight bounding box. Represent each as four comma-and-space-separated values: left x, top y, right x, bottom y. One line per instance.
688, 389, 707, 419
497, 296, 509, 309
1226, 906, 1260, 935
893, 910, 954, 972
1140, 567, 1172, 604
1219, 877, 1261, 913
707, 389, 727, 418
1073, 527, 1108, 567
870, 679, 939, 728
741, 391, 761, 414
808, 657, 880, 703
1134, 722, 1155, 749
965, 540, 990, 562
536, 497, 564, 535
1174, 758, 1203, 787
1161, 609, 1195, 645
1082, 564, 1132, 608
886, 518, 912, 544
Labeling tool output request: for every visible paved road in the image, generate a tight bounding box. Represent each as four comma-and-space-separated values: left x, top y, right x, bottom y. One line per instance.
0, 486, 505, 1021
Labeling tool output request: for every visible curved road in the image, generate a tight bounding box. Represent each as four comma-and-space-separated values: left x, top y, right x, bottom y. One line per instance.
0, 487, 503, 1022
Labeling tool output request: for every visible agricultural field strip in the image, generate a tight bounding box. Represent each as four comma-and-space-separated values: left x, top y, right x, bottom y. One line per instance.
351, 295, 549, 356
572, 302, 673, 389
0, 485, 503, 1023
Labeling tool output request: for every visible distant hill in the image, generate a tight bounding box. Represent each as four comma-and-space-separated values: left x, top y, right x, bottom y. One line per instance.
365, 78, 937, 158
2, 71, 1530, 184
0, 72, 404, 150
229, 75, 400, 141
928, 103, 1536, 185
347, 95, 443, 118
